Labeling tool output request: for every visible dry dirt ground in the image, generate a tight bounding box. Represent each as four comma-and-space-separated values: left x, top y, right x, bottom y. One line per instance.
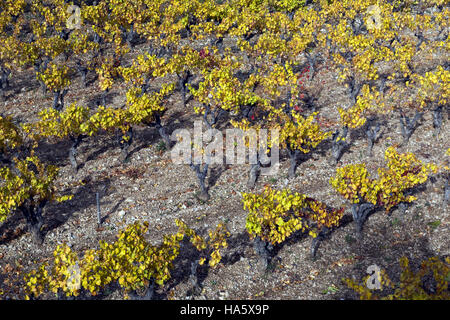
0, 31, 449, 300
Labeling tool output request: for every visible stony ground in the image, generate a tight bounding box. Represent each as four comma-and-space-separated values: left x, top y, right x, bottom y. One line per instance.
0, 28, 449, 300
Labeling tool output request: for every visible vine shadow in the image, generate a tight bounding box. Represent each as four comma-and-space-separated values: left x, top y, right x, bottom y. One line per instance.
41, 177, 112, 239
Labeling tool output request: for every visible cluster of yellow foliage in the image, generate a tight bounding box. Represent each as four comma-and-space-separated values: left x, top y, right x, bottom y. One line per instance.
242, 186, 343, 245
0, 154, 72, 222
330, 146, 438, 212
0, 115, 23, 153
277, 111, 332, 154
117, 52, 167, 86
96, 57, 119, 91
25, 219, 229, 298
338, 84, 386, 129
23, 80, 174, 144
175, 219, 230, 267
409, 65, 449, 110
22, 103, 89, 143
36, 63, 70, 93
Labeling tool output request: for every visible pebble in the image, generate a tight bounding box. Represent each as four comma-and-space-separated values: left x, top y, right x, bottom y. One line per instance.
218, 291, 229, 300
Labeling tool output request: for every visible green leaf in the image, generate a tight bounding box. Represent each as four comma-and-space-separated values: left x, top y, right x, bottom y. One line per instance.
428, 220, 441, 229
